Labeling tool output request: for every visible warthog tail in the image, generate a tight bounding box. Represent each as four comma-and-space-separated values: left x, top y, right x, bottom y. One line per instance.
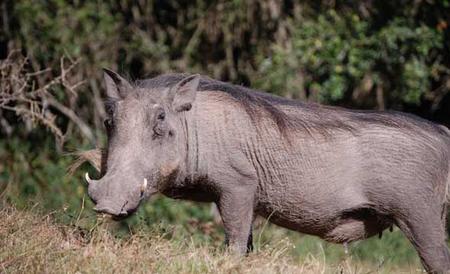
438, 125, 450, 222
442, 125, 450, 205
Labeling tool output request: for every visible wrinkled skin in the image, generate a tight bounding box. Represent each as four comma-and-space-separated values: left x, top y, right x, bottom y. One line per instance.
87, 70, 197, 217
87, 70, 450, 273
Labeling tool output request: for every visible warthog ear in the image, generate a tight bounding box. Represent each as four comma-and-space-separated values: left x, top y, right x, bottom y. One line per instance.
168, 74, 200, 112
103, 68, 132, 100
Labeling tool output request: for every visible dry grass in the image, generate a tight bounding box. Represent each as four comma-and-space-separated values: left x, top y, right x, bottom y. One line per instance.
0, 206, 422, 274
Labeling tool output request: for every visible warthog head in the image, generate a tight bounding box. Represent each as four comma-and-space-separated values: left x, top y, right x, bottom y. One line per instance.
86, 69, 199, 218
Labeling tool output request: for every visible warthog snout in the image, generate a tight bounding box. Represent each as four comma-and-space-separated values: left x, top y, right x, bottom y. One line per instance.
85, 172, 148, 218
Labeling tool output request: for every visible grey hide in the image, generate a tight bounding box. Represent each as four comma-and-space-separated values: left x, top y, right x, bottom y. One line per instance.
86, 69, 450, 273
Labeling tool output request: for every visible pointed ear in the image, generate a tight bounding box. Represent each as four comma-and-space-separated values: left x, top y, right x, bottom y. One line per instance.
168, 74, 200, 112
103, 68, 132, 99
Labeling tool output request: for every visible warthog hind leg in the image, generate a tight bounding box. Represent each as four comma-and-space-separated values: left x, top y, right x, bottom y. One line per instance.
395, 207, 450, 274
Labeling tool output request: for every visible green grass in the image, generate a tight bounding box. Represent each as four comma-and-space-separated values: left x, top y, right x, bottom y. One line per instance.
0, 205, 424, 273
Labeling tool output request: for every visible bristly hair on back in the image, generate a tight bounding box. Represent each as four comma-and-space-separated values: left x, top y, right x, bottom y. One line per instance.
134, 73, 449, 139
135, 73, 313, 138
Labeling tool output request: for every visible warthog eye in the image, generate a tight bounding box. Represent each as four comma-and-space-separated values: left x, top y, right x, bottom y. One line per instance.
104, 118, 113, 129
157, 112, 165, 121
153, 109, 166, 138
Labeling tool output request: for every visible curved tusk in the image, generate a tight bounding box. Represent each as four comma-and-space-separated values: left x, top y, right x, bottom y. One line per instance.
141, 178, 148, 194
85, 172, 92, 184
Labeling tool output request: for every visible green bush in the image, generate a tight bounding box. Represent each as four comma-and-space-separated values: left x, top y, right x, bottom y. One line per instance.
257, 11, 444, 108
1, 1, 449, 267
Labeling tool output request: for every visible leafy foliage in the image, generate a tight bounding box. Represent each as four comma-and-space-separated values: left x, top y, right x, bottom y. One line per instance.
258, 10, 446, 108
0, 0, 449, 268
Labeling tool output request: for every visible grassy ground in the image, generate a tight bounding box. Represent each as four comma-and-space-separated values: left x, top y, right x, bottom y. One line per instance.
0, 205, 425, 274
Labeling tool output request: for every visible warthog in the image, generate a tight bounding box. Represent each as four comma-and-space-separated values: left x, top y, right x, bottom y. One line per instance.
85, 69, 450, 273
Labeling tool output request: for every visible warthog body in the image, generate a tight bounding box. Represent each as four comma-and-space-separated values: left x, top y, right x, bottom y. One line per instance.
86, 70, 450, 273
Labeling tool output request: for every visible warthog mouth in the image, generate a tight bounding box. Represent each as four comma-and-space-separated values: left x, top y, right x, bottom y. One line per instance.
93, 200, 139, 220
110, 212, 132, 221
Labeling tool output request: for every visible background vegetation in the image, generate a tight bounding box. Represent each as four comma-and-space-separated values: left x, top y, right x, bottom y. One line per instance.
1, 0, 449, 272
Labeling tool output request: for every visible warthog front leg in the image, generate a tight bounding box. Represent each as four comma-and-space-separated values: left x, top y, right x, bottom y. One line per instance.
217, 187, 255, 255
